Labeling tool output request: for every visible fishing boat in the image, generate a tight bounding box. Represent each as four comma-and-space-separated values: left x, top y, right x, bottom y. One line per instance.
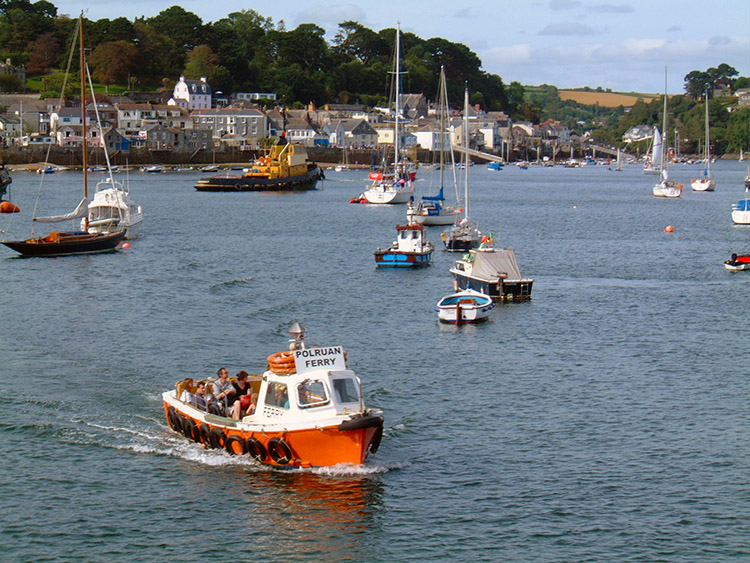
84, 176, 144, 239
361, 23, 416, 204
162, 322, 384, 468
1, 16, 125, 257
374, 223, 434, 267
449, 237, 533, 300
407, 67, 461, 225
691, 91, 716, 191
652, 69, 682, 199
195, 135, 324, 192
443, 86, 483, 251
436, 288, 495, 324
642, 128, 663, 175
725, 253, 750, 272
488, 161, 503, 171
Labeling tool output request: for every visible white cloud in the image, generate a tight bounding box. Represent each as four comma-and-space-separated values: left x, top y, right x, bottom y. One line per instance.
539, 22, 596, 35
482, 44, 533, 66
295, 4, 366, 28
550, 0, 582, 10
588, 4, 633, 13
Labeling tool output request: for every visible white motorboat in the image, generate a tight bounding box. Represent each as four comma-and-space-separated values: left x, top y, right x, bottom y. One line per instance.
436, 288, 495, 324
84, 177, 144, 239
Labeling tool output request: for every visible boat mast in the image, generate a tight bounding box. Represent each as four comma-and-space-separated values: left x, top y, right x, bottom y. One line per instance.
80, 14, 89, 231
393, 22, 401, 170
463, 84, 470, 222
438, 66, 445, 190
661, 66, 668, 175
704, 89, 710, 164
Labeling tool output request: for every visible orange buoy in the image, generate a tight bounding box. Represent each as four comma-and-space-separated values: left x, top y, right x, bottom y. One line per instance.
664, 225, 674, 233
0, 201, 20, 213
122, 242, 130, 249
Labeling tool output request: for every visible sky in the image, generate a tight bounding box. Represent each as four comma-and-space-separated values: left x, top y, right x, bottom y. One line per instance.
57, 0, 750, 95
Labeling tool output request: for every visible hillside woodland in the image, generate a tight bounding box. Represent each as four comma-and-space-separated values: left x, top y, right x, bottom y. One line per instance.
0, 1, 747, 154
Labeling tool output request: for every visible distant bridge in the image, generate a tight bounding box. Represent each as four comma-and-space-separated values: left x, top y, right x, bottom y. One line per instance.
451, 145, 504, 163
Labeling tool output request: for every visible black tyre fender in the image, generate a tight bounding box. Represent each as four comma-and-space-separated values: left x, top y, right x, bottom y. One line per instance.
225, 435, 246, 456
199, 424, 212, 447
245, 437, 267, 462
183, 418, 199, 442
168, 408, 182, 433
210, 427, 227, 449
267, 437, 292, 465
369, 424, 384, 454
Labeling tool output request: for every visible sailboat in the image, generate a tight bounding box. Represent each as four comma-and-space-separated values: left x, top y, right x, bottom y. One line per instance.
361, 22, 416, 204
1, 15, 125, 256
615, 148, 623, 172
652, 68, 682, 198
643, 127, 663, 175
442, 86, 483, 251
691, 90, 716, 191
407, 66, 461, 225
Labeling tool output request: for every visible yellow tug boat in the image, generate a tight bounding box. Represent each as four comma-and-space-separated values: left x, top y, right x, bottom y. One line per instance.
162, 322, 383, 468
194, 138, 324, 192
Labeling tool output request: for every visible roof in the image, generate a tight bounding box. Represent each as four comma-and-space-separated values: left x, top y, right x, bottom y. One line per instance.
471, 249, 523, 280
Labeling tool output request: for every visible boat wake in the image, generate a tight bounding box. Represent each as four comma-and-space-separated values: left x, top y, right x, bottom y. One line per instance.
210, 276, 254, 292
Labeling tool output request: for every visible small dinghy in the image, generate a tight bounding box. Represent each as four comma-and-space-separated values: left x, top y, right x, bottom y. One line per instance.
725, 253, 750, 272
436, 288, 495, 324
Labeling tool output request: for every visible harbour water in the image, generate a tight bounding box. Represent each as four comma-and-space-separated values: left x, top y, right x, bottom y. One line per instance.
1, 161, 749, 561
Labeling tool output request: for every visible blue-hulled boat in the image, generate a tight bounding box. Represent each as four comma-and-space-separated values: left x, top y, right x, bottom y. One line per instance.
375, 223, 434, 267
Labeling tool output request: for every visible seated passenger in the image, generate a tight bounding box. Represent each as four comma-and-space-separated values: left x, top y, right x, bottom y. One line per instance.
209, 367, 235, 415
179, 378, 195, 402
191, 382, 208, 412
230, 371, 253, 419
269, 383, 289, 409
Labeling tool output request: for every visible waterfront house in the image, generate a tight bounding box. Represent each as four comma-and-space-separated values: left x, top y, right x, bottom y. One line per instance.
169, 76, 212, 110
190, 107, 267, 148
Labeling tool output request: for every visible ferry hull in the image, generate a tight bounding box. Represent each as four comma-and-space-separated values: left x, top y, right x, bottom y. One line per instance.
163, 396, 383, 468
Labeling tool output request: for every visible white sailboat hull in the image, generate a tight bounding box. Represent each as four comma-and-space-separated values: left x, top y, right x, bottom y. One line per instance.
731, 201, 750, 225
363, 185, 414, 204
691, 178, 715, 192
407, 207, 460, 225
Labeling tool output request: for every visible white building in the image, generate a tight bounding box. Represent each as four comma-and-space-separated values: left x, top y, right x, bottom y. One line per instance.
169, 76, 212, 110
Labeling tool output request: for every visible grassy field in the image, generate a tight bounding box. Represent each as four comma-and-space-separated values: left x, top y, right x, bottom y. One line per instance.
559, 90, 659, 107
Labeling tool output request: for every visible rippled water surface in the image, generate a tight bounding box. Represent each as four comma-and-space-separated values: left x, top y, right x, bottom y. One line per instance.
1, 161, 749, 562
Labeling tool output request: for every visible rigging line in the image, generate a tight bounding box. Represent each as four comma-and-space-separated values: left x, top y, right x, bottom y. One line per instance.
31, 18, 81, 237
85, 61, 124, 221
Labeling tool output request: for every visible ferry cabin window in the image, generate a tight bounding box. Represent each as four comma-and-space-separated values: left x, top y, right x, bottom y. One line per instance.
332, 379, 359, 404
265, 382, 289, 409
297, 380, 329, 408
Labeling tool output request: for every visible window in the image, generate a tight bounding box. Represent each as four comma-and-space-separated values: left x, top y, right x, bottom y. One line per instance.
297, 380, 329, 408
265, 382, 289, 409
332, 379, 359, 404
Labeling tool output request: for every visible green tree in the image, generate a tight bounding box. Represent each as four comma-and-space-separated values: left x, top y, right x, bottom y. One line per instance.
89, 40, 139, 90
146, 6, 204, 50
